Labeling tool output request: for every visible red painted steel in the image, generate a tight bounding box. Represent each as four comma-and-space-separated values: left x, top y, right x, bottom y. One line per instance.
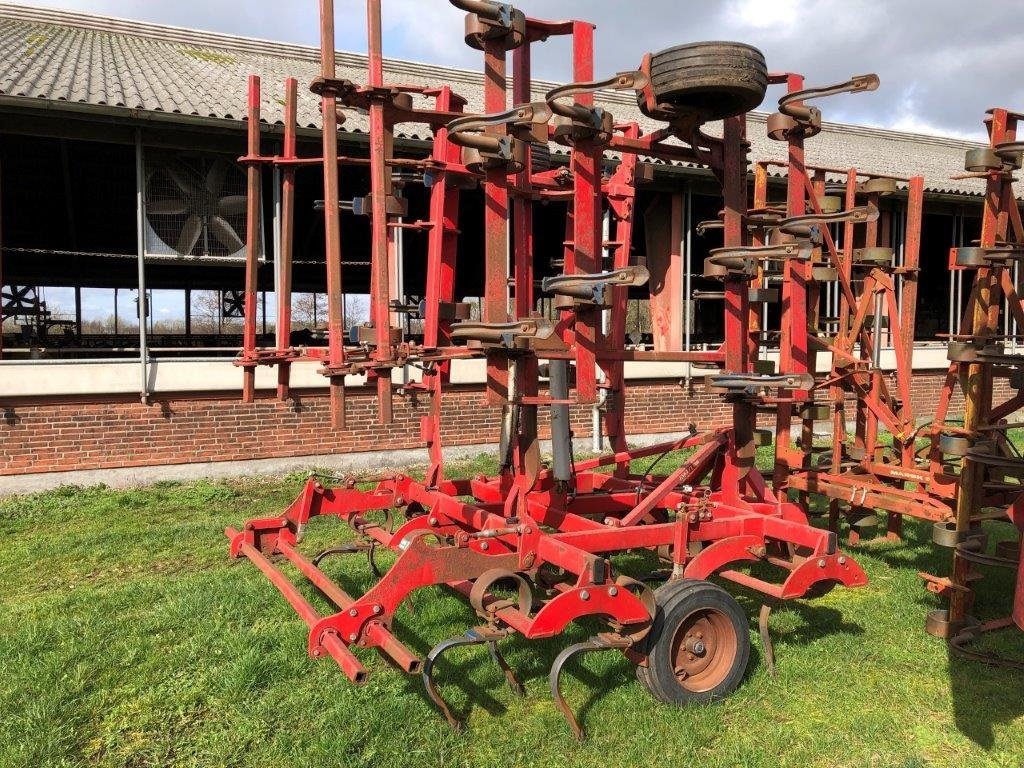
223, 0, 1021, 732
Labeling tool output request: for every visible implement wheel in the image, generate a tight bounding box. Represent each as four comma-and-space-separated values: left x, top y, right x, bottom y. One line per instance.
641, 42, 767, 122
636, 579, 749, 704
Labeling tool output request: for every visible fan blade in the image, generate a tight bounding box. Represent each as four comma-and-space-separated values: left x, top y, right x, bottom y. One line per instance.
218, 195, 248, 216
148, 198, 189, 216
206, 158, 229, 194
176, 215, 203, 255
164, 163, 198, 197
209, 215, 245, 254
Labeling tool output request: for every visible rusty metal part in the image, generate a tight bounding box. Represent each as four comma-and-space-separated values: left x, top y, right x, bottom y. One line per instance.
422, 626, 525, 729
549, 633, 634, 740
769, 74, 879, 141
542, 265, 650, 307
455, 0, 527, 51
546, 71, 648, 144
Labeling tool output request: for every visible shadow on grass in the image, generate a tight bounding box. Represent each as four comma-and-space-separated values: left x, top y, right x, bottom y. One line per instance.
948, 638, 1024, 748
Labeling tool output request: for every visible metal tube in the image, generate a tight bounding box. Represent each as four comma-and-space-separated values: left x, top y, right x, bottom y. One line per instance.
549, 359, 573, 481
134, 130, 149, 404
683, 185, 692, 384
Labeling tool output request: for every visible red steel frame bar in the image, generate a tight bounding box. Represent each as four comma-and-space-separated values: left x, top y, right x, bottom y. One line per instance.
223, 2, 893, 732
320, 0, 348, 428
276, 77, 298, 401
366, 0, 395, 424
241, 75, 262, 404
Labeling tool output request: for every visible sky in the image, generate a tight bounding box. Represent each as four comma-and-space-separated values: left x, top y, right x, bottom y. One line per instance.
19, 0, 1024, 320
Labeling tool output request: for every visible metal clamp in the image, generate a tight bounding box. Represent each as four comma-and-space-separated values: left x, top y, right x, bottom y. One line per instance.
542, 266, 650, 308
706, 372, 815, 398
768, 74, 879, 141
451, 319, 555, 348
545, 71, 649, 144
447, 102, 552, 173
704, 242, 811, 279
452, 0, 527, 51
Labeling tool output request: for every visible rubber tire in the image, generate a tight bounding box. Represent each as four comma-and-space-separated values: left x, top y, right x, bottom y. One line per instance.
644, 42, 768, 121
635, 578, 750, 705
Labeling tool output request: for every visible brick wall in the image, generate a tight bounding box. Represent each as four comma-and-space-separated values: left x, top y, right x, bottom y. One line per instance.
0, 370, 1010, 476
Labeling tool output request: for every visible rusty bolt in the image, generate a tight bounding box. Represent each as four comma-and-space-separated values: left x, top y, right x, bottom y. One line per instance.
245, 523, 253, 530
523, 554, 536, 568
348, 608, 358, 617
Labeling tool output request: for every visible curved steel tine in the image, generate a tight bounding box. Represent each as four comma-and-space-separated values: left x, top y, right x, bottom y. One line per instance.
421, 630, 488, 730
487, 641, 525, 697
367, 541, 383, 579
759, 603, 776, 678
311, 543, 366, 567
548, 638, 608, 741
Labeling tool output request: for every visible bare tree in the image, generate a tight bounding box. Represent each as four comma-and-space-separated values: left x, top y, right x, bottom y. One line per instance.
292, 293, 327, 329
190, 291, 221, 334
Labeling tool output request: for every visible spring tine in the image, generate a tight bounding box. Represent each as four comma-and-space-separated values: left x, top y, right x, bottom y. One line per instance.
548, 638, 609, 741
367, 541, 383, 578
759, 603, 777, 678
487, 640, 525, 697
421, 630, 488, 730
311, 543, 370, 567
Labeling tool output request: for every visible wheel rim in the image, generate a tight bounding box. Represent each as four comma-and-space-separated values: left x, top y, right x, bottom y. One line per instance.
670, 607, 737, 692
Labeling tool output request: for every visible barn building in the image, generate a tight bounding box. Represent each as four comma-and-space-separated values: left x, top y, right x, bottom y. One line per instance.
0, 4, 1006, 485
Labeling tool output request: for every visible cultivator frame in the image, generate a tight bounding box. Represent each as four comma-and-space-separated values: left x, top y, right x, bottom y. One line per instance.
225, 0, 1022, 735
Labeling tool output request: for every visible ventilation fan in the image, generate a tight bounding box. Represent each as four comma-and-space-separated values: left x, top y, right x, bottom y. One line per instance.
144, 152, 254, 261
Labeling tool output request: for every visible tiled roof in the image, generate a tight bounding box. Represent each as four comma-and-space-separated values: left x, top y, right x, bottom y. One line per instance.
0, 3, 997, 196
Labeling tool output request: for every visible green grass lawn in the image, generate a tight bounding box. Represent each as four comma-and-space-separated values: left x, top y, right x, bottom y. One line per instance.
1, 453, 1023, 768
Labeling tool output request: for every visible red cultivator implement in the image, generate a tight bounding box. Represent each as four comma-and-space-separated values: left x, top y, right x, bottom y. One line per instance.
225, 0, 1020, 737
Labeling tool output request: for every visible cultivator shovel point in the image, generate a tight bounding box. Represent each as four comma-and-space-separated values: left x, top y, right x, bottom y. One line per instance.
225, 0, 885, 737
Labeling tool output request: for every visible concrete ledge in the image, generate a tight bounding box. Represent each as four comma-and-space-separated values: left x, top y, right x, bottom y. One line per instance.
0, 431, 693, 495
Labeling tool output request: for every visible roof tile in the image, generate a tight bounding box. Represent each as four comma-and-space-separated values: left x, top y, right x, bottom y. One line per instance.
0, 3, 1000, 197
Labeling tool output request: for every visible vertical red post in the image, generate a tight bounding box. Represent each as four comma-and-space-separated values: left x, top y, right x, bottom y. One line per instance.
319, 0, 347, 428
773, 73, 807, 488
482, 41, 509, 323
512, 41, 534, 320
422, 86, 464, 486
367, 0, 394, 424
242, 75, 262, 404
950, 110, 1012, 626
276, 77, 298, 401
570, 21, 600, 404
